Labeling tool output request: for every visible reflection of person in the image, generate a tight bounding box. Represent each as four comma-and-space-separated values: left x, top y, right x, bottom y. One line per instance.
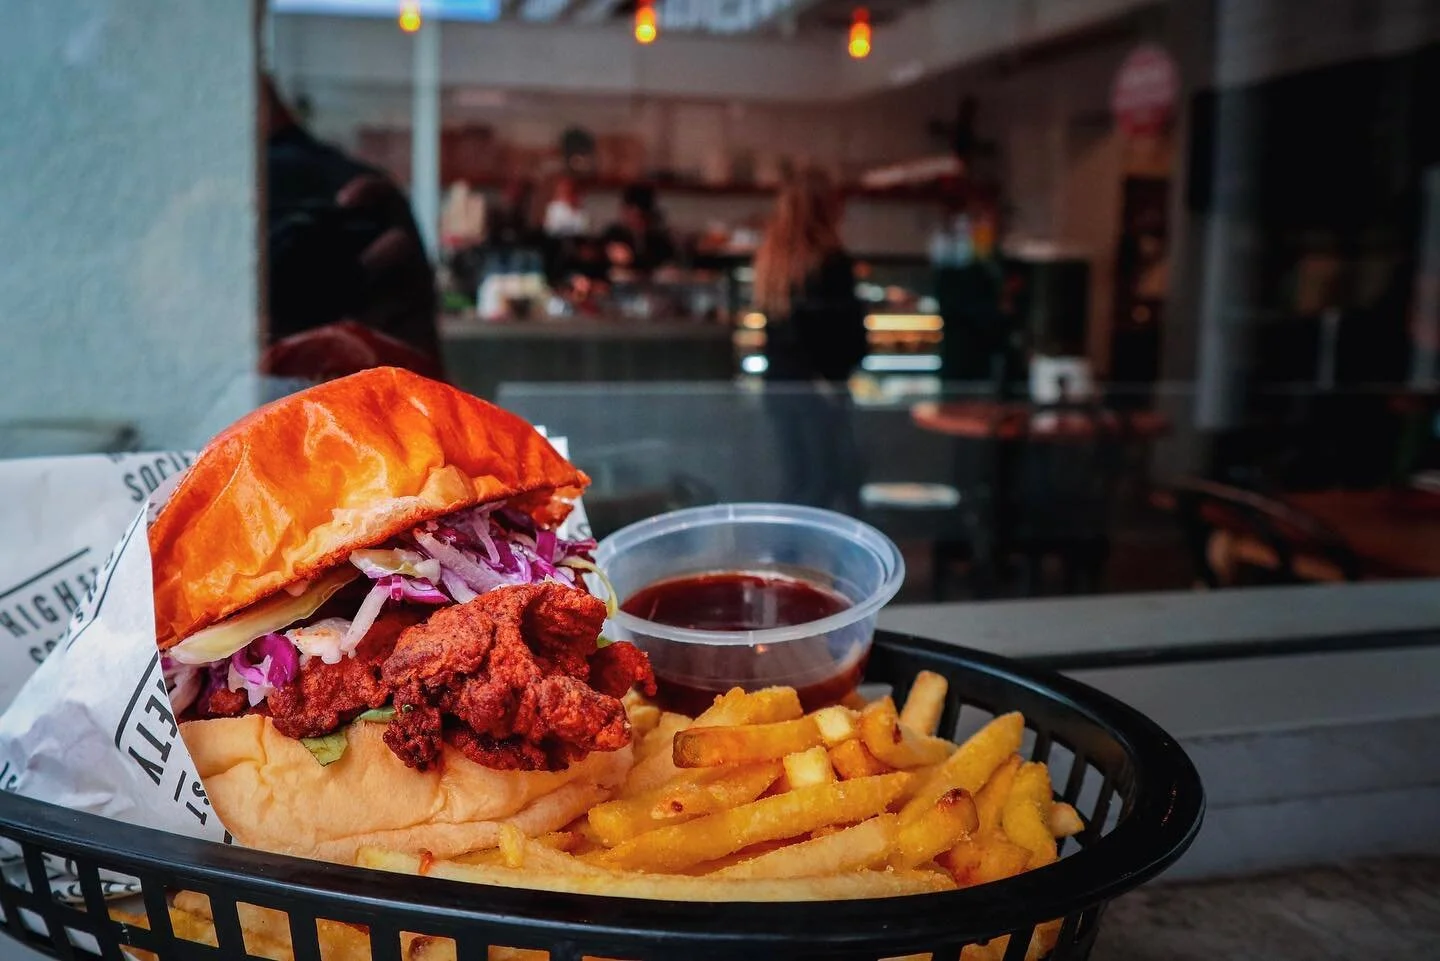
262, 77, 442, 377
753, 169, 867, 512
543, 176, 591, 237
484, 178, 537, 248
602, 184, 676, 271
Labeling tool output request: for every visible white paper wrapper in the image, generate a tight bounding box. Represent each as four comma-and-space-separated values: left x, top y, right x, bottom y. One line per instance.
0, 440, 589, 902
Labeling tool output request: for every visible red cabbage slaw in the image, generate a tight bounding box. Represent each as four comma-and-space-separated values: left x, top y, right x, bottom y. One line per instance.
163, 502, 598, 714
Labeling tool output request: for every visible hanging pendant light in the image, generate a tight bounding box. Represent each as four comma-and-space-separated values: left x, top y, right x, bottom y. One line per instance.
848, 8, 871, 59
635, 0, 658, 44
399, 0, 423, 33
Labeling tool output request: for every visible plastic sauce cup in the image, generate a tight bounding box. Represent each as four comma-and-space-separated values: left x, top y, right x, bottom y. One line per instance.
594, 504, 905, 714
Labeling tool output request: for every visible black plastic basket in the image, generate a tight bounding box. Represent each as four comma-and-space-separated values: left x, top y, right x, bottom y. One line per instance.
0, 630, 1203, 961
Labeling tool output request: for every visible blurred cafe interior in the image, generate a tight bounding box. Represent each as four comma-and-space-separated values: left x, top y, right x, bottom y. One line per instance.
3, 0, 1440, 954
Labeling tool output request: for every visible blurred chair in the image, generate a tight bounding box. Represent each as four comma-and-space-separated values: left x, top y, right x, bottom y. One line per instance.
934, 401, 1132, 599
1152, 478, 1363, 587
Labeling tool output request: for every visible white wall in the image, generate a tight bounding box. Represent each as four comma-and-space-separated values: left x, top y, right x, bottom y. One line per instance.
0, 1, 261, 452
272, 14, 840, 103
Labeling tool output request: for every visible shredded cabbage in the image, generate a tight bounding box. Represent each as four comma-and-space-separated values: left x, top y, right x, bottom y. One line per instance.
173, 499, 604, 718
162, 656, 204, 715
339, 581, 391, 664
226, 633, 300, 707
381, 574, 449, 604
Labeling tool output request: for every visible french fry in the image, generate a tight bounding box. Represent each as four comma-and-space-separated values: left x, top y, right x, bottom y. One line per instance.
1049, 802, 1085, 839
900, 712, 1024, 823
170, 891, 373, 961
781, 746, 836, 789
534, 830, 582, 852
895, 762, 942, 803
974, 754, 1023, 835
692, 686, 803, 727
898, 671, 948, 736
499, 826, 624, 877
889, 789, 979, 870
620, 749, 686, 798
627, 703, 662, 739
673, 716, 822, 767
940, 835, 1032, 887
859, 698, 953, 769
589, 768, 729, 844
1030, 919, 1062, 960
829, 738, 889, 779
112, 906, 296, 961
622, 690, 797, 795
974, 919, 1061, 961
840, 689, 870, 710
652, 762, 782, 818
1001, 762, 1057, 867
638, 712, 691, 761
598, 772, 913, 873
715, 814, 898, 879
452, 847, 507, 866
359, 846, 951, 900
961, 942, 1003, 961
811, 705, 861, 745
617, 711, 695, 797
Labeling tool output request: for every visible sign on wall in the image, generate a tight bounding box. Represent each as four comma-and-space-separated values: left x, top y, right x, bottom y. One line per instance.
1111, 44, 1179, 137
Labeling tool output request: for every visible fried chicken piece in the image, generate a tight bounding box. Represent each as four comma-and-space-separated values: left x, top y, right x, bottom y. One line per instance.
443, 725, 551, 771
268, 610, 422, 739
199, 686, 249, 718
382, 583, 649, 772
383, 698, 442, 769
588, 641, 657, 700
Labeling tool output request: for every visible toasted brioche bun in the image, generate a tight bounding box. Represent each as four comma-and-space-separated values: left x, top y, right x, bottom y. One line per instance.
150, 367, 588, 650
182, 716, 631, 865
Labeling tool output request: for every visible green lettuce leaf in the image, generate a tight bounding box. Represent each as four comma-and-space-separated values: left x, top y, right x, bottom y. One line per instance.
300, 730, 348, 766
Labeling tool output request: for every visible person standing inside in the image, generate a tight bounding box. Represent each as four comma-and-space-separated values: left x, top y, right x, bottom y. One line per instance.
602, 184, 676, 273
753, 168, 868, 511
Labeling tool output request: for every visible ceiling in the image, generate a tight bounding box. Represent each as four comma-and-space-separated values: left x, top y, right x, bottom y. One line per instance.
273, 0, 932, 35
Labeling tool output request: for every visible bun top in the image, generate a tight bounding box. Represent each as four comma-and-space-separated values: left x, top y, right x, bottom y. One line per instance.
150, 367, 587, 650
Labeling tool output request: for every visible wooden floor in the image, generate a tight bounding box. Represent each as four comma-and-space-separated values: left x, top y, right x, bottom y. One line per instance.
1095, 857, 1440, 960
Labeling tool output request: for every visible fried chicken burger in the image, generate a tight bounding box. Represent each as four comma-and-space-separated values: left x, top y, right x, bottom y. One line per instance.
154, 367, 654, 864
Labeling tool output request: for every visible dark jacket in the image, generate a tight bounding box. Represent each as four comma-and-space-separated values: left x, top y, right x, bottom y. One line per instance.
266, 126, 439, 358
763, 251, 868, 383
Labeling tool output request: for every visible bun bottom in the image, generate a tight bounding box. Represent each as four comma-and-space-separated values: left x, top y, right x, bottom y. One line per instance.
182, 716, 632, 864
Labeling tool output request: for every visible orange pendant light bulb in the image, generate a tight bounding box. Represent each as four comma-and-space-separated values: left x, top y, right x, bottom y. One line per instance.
848, 8, 871, 59
399, 0, 423, 33
635, 1, 658, 44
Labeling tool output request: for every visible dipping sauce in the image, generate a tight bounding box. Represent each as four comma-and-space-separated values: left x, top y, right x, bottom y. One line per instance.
621, 571, 850, 632
619, 571, 863, 715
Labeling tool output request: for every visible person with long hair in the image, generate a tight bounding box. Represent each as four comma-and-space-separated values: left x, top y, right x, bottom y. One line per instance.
752, 168, 868, 511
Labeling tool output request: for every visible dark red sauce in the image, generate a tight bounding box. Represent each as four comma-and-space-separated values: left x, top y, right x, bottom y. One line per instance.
621, 571, 850, 632
620, 571, 862, 714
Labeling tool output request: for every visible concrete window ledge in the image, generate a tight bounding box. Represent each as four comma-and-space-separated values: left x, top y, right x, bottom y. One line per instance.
879, 581, 1440, 881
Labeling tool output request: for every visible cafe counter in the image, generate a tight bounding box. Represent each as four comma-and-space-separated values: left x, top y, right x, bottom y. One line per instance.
440, 315, 737, 400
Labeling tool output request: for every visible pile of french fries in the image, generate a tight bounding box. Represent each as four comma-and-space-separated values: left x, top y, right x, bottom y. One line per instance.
116, 672, 1087, 961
